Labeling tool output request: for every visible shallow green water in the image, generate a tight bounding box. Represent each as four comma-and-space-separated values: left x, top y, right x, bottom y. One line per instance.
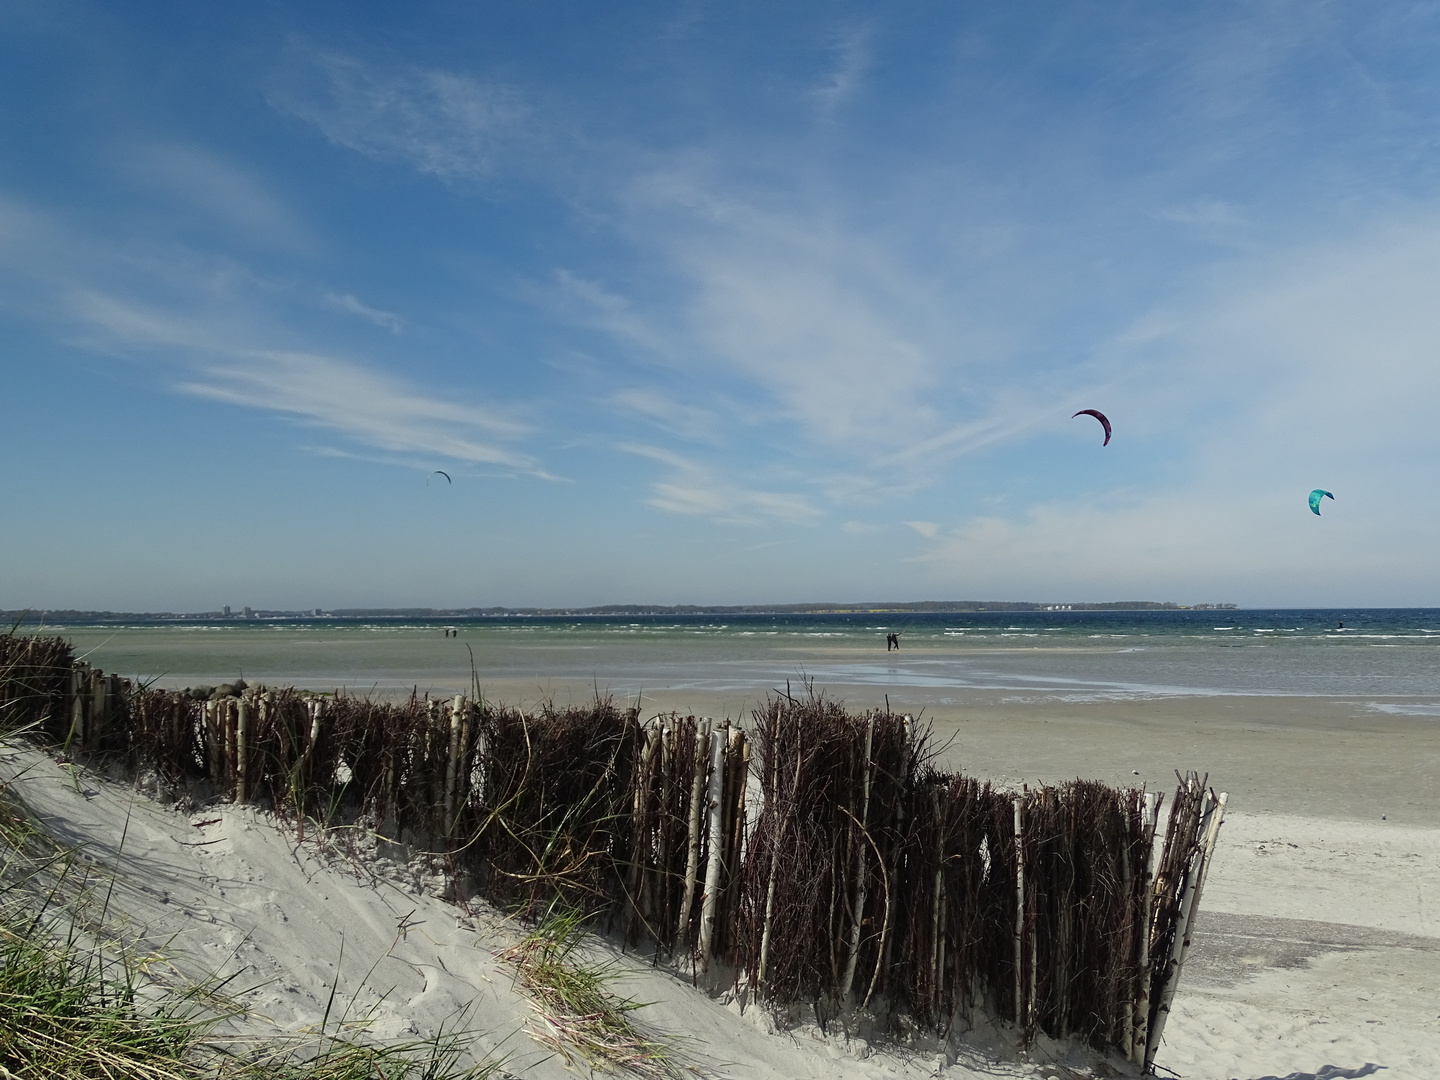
40, 609, 1440, 714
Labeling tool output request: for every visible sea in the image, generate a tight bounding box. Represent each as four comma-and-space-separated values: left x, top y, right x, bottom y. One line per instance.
34, 609, 1440, 715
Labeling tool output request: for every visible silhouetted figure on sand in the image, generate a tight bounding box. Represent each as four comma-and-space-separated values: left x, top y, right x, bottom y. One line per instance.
886, 632, 899, 652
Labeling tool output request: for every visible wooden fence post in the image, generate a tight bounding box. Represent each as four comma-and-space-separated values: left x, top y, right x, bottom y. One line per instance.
759, 725, 802, 990
677, 718, 711, 953
445, 695, 464, 833
1013, 795, 1027, 1038
1132, 790, 1159, 1064
696, 723, 727, 969
235, 697, 249, 803
840, 714, 876, 1002
68, 664, 85, 749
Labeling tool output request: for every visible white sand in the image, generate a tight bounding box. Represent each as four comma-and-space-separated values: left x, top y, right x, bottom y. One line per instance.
3, 740, 1436, 1080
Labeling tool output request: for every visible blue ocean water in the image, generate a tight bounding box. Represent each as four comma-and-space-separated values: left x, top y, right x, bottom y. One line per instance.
39, 609, 1440, 707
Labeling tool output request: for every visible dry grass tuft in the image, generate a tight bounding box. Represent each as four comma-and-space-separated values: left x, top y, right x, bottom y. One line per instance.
500, 905, 694, 1078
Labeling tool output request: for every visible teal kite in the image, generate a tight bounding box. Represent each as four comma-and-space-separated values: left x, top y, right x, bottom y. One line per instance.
1308, 489, 1334, 515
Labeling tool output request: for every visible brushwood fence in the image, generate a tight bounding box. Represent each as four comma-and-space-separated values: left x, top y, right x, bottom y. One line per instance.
0, 633, 1224, 1070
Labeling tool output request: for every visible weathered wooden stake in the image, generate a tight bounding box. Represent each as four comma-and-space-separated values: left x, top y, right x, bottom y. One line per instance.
68, 665, 85, 749
839, 714, 875, 1002
696, 723, 727, 969
444, 695, 464, 833
235, 697, 249, 803
656, 724, 673, 936
629, 720, 661, 934
759, 730, 801, 989
930, 785, 946, 1024
1132, 790, 1159, 1065
677, 717, 711, 952
1119, 815, 1135, 1059
722, 728, 749, 938
1012, 796, 1026, 1035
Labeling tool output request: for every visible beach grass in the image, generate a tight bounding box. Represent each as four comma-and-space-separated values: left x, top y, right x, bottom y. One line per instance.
0, 774, 503, 1080
500, 902, 691, 1078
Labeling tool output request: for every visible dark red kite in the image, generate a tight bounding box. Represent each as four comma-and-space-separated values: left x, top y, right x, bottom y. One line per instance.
1072, 409, 1112, 446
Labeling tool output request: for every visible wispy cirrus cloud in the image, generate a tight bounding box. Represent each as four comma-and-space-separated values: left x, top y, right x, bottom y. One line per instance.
264, 51, 1031, 504
68, 290, 545, 473
615, 169, 949, 450
179, 351, 541, 470
608, 387, 724, 443
269, 52, 531, 181
549, 269, 674, 357
0, 185, 548, 477
621, 444, 820, 526
811, 23, 872, 115
323, 291, 404, 332
117, 142, 314, 252
878, 405, 1048, 468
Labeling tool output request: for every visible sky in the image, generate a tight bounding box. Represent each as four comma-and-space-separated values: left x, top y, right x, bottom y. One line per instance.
5, 1, 1440, 611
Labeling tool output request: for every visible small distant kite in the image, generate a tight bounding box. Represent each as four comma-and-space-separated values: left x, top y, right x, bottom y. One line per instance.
427, 470, 452, 486
1308, 489, 1334, 516
1072, 409, 1112, 446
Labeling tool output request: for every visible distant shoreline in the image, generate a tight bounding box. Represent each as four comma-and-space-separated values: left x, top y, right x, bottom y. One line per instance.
3, 599, 1238, 623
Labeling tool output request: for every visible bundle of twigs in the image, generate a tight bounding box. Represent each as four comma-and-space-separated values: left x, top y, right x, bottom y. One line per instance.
469, 700, 642, 919
124, 690, 204, 782
0, 634, 75, 735
739, 691, 923, 1014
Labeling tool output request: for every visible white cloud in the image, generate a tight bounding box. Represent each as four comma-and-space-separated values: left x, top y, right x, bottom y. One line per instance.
323, 292, 404, 332
119, 142, 312, 251
608, 387, 722, 442
550, 270, 673, 356
1156, 198, 1246, 230
611, 171, 953, 451
811, 24, 872, 114
905, 520, 940, 540
621, 444, 821, 526
64, 289, 544, 474
179, 350, 540, 471
0, 190, 546, 477
879, 405, 1047, 468
270, 53, 530, 181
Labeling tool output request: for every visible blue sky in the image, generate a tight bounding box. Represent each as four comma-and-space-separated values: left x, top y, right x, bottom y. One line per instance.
5, 1, 1440, 610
